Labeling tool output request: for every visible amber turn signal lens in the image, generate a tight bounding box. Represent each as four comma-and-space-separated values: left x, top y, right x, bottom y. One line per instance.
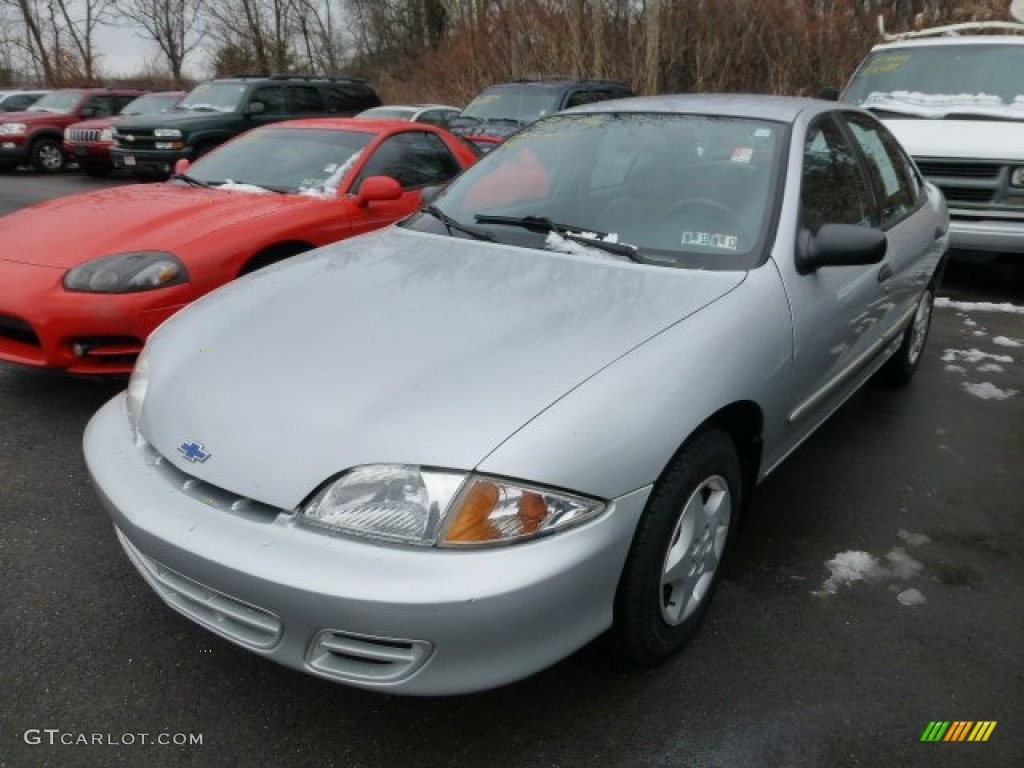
445, 481, 500, 542
518, 491, 547, 534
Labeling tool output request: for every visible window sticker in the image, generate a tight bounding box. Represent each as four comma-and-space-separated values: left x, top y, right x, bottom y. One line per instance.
682, 232, 738, 251
754, 128, 772, 138
861, 54, 911, 77
731, 147, 754, 163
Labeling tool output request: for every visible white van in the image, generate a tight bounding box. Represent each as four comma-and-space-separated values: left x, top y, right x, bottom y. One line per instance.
841, 21, 1024, 265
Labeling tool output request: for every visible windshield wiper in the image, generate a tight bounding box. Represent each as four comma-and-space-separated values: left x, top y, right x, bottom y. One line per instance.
422, 205, 495, 241
171, 173, 213, 189
473, 214, 643, 261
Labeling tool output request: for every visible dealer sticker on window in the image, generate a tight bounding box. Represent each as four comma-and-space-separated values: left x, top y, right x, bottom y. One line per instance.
682, 231, 738, 251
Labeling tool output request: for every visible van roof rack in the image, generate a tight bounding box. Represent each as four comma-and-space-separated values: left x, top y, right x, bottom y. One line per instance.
878, 15, 1024, 42
268, 74, 367, 83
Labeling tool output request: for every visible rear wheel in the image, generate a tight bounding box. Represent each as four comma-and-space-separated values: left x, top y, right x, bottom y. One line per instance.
30, 138, 65, 173
611, 429, 741, 664
879, 287, 934, 386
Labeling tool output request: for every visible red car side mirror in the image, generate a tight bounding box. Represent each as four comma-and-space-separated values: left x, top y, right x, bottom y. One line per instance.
355, 176, 402, 207
173, 158, 191, 176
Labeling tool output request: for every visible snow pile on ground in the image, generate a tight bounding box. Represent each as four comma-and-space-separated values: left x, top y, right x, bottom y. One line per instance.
963, 382, 1018, 400
992, 336, 1022, 348
944, 364, 966, 373
814, 532, 929, 605
941, 348, 1013, 364
935, 298, 1024, 315
977, 363, 1005, 373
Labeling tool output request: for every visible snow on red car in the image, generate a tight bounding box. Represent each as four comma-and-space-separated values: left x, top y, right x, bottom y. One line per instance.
0, 118, 478, 374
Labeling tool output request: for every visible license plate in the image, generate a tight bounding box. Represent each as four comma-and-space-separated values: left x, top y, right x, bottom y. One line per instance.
123, 155, 136, 167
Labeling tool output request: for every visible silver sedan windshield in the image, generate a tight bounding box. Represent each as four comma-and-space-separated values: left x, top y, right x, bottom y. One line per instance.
424, 112, 785, 269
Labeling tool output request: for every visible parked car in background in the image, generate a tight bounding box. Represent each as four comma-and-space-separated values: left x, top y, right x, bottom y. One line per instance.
356, 104, 462, 128
449, 77, 633, 150
83, 95, 947, 695
841, 20, 1024, 267
65, 91, 184, 177
0, 118, 477, 374
0, 89, 50, 113
0, 88, 147, 172
111, 74, 382, 180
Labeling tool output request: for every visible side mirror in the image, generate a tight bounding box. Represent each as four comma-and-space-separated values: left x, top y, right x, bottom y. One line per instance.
354, 175, 402, 207
245, 101, 265, 116
798, 223, 887, 274
173, 158, 191, 176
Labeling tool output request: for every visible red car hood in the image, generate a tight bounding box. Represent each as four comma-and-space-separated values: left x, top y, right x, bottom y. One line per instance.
0, 184, 317, 269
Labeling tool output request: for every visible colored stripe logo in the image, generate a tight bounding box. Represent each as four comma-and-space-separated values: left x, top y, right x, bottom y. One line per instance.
921, 721, 997, 742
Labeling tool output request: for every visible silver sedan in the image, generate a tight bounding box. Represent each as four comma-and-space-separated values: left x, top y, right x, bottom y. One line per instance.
84, 95, 948, 695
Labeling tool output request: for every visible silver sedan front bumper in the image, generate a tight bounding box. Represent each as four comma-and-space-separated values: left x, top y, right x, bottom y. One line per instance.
84, 394, 650, 695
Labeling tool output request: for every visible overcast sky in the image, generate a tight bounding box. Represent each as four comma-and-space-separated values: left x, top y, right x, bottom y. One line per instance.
94, 22, 213, 79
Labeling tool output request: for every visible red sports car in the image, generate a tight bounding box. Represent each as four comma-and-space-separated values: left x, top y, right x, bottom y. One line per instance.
0, 118, 478, 374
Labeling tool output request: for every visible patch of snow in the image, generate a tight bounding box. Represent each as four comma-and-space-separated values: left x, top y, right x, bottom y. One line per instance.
976, 363, 1005, 373
544, 231, 625, 261
972, 331, 987, 337
935, 298, 1024, 315
963, 319, 977, 327
897, 588, 927, 606
993, 336, 1022, 348
885, 547, 924, 580
897, 529, 931, 547
813, 551, 888, 596
944, 364, 967, 373
216, 180, 275, 194
298, 150, 362, 199
941, 348, 1013, 364
963, 382, 1018, 400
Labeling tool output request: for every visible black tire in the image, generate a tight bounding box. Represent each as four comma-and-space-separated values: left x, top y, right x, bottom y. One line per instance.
878, 286, 934, 387
30, 137, 65, 173
611, 429, 741, 664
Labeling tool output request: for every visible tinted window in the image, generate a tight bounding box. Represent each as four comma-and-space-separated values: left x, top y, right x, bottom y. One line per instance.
84, 95, 116, 118
290, 86, 326, 113
249, 86, 285, 115
843, 112, 918, 225
358, 131, 461, 189
2, 94, 38, 111
326, 82, 381, 113
801, 116, 874, 231
565, 90, 592, 109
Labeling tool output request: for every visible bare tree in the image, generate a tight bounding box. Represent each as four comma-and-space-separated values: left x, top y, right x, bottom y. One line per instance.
115, 0, 204, 87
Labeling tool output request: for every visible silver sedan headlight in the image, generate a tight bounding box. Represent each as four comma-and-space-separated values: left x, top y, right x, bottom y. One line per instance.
301, 465, 605, 547
64, 251, 189, 293
125, 349, 149, 445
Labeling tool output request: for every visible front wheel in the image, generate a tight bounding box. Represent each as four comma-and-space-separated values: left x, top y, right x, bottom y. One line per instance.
30, 138, 65, 173
611, 429, 741, 664
879, 287, 934, 386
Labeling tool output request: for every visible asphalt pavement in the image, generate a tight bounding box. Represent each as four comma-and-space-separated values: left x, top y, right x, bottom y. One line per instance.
1, 173, 1022, 768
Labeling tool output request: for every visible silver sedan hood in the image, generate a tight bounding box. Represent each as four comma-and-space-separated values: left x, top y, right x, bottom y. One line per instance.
141, 228, 744, 509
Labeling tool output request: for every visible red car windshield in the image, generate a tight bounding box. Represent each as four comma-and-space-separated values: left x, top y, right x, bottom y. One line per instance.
185, 127, 373, 195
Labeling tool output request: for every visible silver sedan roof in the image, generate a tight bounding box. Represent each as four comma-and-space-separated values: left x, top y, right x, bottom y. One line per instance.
566, 93, 833, 122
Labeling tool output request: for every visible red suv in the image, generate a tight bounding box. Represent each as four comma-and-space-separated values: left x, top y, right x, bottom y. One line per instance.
64, 91, 183, 176
0, 88, 147, 173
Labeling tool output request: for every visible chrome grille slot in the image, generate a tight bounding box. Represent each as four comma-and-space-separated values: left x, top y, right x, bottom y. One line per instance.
916, 161, 1000, 179
116, 528, 282, 649
307, 629, 432, 683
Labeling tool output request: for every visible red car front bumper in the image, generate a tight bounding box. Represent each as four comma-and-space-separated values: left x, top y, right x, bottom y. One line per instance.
0, 259, 188, 375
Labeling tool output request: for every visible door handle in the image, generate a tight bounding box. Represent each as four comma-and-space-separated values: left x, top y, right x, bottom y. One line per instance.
877, 264, 893, 283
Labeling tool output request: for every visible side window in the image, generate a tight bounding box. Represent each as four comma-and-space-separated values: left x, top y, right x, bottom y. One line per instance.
358, 131, 460, 189
843, 112, 919, 226
84, 95, 115, 118
289, 86, 326, 113
6, 95, 34, 110
801, 115, 874, 231
564, 90, 592, 109
417, 109, 453, 127
326, 83, 378, 114
248, 86, 285, 115
114, 95, 138, 113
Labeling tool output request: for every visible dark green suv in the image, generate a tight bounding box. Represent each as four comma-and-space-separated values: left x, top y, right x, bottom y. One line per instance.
111, 75, 381, 179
